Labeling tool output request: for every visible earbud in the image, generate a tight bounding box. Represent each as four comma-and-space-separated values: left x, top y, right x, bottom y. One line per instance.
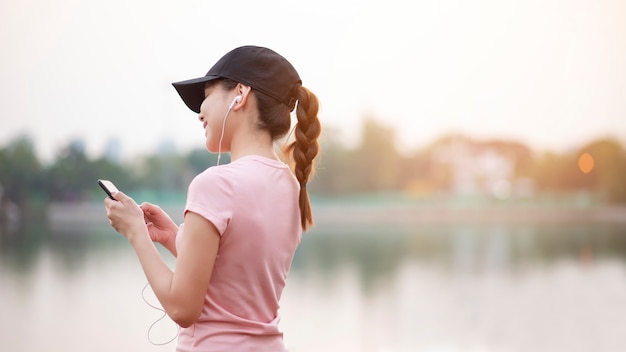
228, 95, 242, 110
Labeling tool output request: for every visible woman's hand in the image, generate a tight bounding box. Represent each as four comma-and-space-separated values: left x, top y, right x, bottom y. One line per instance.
104, 191, 147, 242
140, 202, 178, 246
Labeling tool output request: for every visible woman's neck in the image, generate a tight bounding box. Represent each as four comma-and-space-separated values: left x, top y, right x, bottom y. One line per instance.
229, 127, 277, 162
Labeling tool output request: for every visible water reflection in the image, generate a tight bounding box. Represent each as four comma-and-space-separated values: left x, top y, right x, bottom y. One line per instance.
4, 219, 625, 279
2, 219, 626, 351
0, 221, 123, 276
293, 222, 626, 283
284, 223, 626, 352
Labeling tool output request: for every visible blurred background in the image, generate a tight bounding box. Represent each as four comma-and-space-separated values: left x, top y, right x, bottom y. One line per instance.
1, 0, 626, 351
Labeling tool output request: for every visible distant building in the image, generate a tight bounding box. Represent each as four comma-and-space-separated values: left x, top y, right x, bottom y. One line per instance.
69, 138, 87, 155
104, 137, 122, 163
157, 138, 177, 156
431, 137, 535, 200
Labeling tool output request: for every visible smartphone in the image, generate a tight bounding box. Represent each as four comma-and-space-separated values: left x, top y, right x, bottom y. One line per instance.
98, 179, 119, 200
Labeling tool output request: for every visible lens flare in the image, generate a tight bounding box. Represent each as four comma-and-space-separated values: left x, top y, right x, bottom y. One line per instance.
578, 152, 594, 174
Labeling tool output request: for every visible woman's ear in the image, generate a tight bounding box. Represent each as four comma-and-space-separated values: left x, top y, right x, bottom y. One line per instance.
232, 84, 252, 111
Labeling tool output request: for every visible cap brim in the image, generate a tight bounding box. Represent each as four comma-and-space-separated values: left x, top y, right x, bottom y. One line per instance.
172, 75, 220, 113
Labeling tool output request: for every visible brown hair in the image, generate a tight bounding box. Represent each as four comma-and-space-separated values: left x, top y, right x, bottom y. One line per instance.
216, 79, 321, 231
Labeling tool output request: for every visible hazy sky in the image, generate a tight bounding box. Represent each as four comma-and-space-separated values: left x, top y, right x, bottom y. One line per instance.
1, 0, 625, 161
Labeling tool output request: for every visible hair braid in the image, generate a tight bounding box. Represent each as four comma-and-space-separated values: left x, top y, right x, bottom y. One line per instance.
216, 78, 321, 231
287, 86, 321, 231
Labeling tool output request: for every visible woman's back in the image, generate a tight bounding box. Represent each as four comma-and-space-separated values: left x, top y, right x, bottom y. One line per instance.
176, 155, 302, 351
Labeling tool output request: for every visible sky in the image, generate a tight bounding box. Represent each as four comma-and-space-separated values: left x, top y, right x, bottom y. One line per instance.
1, 0, 625, 161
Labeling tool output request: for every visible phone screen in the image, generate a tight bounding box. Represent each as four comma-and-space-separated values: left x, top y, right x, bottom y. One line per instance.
98, 179, 119, 200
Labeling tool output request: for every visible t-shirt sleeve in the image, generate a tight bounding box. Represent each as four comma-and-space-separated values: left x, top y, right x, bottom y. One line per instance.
184, 169, 234, 236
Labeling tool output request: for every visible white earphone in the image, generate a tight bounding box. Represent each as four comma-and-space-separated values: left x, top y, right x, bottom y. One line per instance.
217, 95, 242, 166
228, 95, 242, 110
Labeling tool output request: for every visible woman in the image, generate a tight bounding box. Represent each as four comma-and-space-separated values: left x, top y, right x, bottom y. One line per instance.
104, 45, 321, 351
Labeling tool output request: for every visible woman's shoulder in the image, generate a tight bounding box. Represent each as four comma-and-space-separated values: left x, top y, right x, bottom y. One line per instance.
190, 165, 234, 188
191, 156, 288, 187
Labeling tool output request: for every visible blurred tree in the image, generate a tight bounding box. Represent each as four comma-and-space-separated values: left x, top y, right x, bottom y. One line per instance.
400, 149, 440, 196
89, 156, 137, 196
577, 138, 626, 203
531, 151, 575, 192
1, 129, 623, 205
530, 138, 626, 203
309, 127, 355, 195
135, 154, 191, 192
46, 139, 96, 201
350, 117, 401, 193
186, 148, 221, 174
0, 135, 45, 206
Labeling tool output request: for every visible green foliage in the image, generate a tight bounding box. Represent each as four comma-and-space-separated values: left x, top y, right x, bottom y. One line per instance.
528, 138, 626, 202
0, 135, 44, 205
312, 128, 355, 194
1, 122, 626, 211
353, 118, 401, 192
532, 152, 575, 191
577, 139, 626, 202
46, 141, 97, 201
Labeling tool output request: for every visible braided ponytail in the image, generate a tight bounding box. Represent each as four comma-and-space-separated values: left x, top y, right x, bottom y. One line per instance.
225, 77, 321, 231
287, 86, 321, 231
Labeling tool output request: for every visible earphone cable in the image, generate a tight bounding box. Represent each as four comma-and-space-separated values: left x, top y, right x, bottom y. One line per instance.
216, 105, 234, 166
141, 282, 180, 345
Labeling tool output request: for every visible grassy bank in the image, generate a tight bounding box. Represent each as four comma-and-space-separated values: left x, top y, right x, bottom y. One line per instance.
45, 194, 626, 234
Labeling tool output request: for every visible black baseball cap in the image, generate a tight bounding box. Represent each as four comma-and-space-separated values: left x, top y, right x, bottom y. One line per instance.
172, 46, 302, 113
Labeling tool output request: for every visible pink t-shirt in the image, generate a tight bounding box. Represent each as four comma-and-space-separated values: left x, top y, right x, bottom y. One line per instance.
175, 155, 302, 352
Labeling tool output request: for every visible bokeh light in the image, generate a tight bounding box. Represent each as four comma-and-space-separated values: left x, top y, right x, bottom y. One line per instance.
578, 152, 594, 174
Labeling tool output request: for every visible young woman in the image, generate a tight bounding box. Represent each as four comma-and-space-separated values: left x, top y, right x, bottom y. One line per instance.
104, 45, 321, 351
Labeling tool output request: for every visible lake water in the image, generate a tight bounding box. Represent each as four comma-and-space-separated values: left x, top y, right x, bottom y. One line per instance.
1, 215, 626, 352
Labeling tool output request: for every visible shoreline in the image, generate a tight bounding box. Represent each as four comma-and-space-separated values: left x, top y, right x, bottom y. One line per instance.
46, 201, 626, 232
